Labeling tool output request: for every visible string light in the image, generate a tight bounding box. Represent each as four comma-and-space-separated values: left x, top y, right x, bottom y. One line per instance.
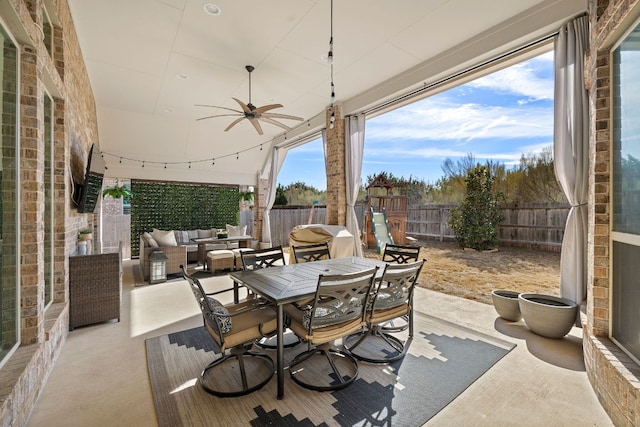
102, 139, 270, 170
328, 0, 336, 130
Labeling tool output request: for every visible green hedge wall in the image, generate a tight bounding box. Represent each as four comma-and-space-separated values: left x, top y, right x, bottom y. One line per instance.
130, 181, 240, 256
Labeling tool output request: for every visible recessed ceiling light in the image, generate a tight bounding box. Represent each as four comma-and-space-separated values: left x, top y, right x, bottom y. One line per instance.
203, 3, 222, 16
176, 73, 189, 80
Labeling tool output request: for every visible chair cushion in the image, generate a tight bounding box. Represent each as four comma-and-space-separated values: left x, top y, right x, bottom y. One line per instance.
205, 297, 232, 333
284, 303, 364, 345
369, 304, 410, 324
152, 229, 178, 246
226, 224, 247, 237
143, 232, 159, 248
207, 249, 234, 259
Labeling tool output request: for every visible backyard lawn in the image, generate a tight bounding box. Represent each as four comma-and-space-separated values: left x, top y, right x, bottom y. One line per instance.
361, 240, 561, 305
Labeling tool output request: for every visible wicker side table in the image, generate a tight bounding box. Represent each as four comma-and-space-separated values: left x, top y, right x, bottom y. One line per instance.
69, 248, 122, 330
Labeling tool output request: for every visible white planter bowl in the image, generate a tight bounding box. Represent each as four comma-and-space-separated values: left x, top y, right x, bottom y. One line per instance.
518, 293, 578, 339
491, 290, 522, 322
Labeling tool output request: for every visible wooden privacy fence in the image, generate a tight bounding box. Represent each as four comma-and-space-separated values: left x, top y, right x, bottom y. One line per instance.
112, 203, 569, 257
406, 203, 570, 252
269, 203, 570, 252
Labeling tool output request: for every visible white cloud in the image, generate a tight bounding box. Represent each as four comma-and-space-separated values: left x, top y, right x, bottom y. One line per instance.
367, 99, 552, 142
468, 54, 554, 101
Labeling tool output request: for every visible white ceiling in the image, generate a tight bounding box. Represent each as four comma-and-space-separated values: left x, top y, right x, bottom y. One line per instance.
66, 0, 586, 186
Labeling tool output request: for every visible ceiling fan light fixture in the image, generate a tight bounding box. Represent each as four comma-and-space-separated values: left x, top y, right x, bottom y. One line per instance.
195, 65, 303, 135
203, 3, 221, 16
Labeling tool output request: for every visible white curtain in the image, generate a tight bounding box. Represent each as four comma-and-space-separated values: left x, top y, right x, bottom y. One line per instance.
261, 147, 288, 244
322, 128, 328, 168
553, 14, 589, 304
345, 114, 365, 257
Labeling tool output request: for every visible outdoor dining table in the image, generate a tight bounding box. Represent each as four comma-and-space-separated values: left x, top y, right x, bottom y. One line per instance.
228, 256, 387, 399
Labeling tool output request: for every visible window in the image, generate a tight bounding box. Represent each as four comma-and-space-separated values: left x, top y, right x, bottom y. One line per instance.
42, 6, 53, 59
44, 91, 54, 307
0, 24, 19, 367
611, 20, 640, 364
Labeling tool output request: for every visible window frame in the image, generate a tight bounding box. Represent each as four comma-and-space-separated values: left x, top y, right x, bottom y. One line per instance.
609, 16, 640, 366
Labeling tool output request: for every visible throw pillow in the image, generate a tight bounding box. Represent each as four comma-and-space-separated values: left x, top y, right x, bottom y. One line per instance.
226, 224, 247, 237
143, 232, 159, 248
174, 230, 190, 245
197, 229, 213, 238
152, 229, 178, 246
205, 297, 232, 334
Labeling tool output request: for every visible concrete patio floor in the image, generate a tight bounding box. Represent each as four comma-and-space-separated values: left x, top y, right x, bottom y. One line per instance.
26, 259, 613, 427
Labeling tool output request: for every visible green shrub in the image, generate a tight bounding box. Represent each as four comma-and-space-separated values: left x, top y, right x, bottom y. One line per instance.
448, 166, 505, 251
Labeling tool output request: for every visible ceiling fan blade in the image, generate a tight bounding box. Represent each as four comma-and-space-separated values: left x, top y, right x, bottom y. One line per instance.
194, 104, 244, 114
224, 116, 246, 132
259, 117, 293, 131
248, 117, 264, 135
252, 104, 284, 114
232, 97, 253, 115
196, 113, 243, 121
261, 112, 304, 121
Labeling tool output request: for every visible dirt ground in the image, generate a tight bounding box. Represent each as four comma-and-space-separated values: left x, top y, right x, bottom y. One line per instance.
361, 240, 561, 305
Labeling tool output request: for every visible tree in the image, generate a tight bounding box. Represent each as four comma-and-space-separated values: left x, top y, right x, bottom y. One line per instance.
273, 184, 288, 205
509, 147, 564, 203
448, 165, 505, 251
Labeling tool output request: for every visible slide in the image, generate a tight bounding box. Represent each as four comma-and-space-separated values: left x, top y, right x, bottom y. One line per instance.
371, 208, 394, 254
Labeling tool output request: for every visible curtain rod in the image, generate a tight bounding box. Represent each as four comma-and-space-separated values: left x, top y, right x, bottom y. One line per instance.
363, 31, 559, 116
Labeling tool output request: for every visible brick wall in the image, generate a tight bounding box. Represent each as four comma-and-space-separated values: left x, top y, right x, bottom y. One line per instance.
0, 0, 101, 425
584, 1, 640, 426
324, 105, 346, 226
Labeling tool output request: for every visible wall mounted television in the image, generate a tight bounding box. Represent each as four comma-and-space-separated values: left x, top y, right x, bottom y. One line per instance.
73, 144, 106, 213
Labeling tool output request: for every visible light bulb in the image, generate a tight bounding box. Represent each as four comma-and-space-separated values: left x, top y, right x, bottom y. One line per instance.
329, 112, 335, 129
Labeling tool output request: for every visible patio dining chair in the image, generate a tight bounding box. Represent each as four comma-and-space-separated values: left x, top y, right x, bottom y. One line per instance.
240, 245, 286, 270
284, 267, 378, 391
291, 242, 331, 263
180, 265, 277, 397
382, 243, 421, 264
380, 243, 422, 332
343, 259, 425, 364
239, 245, 300, 349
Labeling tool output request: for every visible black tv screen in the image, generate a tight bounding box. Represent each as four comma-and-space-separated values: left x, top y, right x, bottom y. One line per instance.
74, 144, 106, 213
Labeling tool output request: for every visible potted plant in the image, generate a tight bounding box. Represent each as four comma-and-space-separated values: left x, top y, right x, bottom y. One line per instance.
78, 228, 93, 241
102, 184, 133, 201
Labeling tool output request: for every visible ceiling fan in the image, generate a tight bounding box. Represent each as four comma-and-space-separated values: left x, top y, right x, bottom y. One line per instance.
196, 65, 303, 135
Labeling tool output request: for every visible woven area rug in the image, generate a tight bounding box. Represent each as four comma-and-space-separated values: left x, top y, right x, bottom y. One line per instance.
146, 312, 515, 427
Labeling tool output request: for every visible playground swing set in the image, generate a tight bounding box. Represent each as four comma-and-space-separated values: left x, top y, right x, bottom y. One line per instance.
362, 174, 416, 253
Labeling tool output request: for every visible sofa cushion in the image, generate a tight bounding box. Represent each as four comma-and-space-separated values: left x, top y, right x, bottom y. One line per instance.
188, 230, 199, 241
226, 224, 247, 237
142, 232, 159, 248
153, 229, 178, 246
197, 229, 213, 238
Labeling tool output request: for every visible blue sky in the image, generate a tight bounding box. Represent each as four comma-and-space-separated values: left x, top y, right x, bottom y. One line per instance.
278, 51, 554, 191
